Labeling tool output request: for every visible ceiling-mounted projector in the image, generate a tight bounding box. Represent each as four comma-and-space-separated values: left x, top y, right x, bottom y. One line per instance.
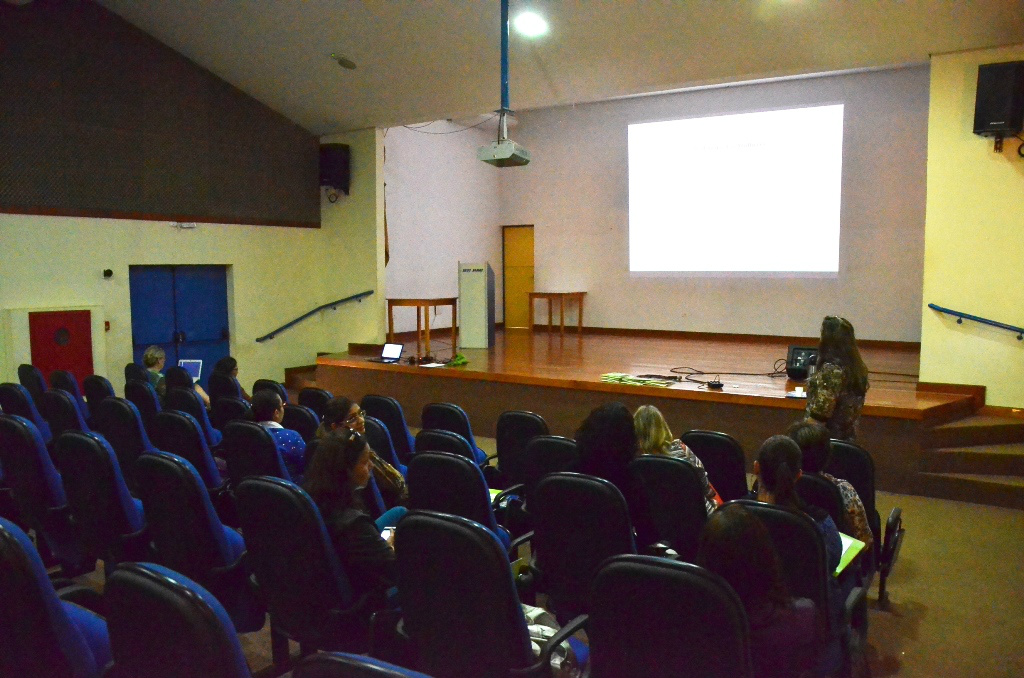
478, 138, 531, 167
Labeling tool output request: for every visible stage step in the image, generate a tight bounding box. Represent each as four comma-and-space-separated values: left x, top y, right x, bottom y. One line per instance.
924, 414, 1024, 448
922, 444, 1024, 476
915, 472, 1024, 510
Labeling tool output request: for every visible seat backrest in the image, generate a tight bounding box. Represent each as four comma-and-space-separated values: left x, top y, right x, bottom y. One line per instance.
730, 499, 831, 635
0, 414, 68, 527
796, 473, 849, 534
414, 429, 477, 463
495, 410, 549, 483
124, 380, 162, 432
124, 362, 148, 385
151, 411, 223, 488
421, 402, 478, 449
0, 415, 93, 576
221, 421, 290, 483
826, 440, 879, 533
208, 372, 243, 402
363, 416, 405, 472
530, 472, 637, 619
361, 395, 415, 465
51, 432, 145, 565
82, 375, 115, 410
106, 562, 251, 678
407, 452, 500, 534
629, 455, 708, 561
522, 435, 579, 498
134, 452, 236, 580
235, 476, 356, 646
212, 397, 252, 430
17, 364, 48, 404
93, 397, 156, 491
298, 388, 334, 419
253, 379, 289, 403
0, 517, 104, 678
165, 387, 221, 447
679, 430, 748, 501
0, 382, 53, 442
50, 370, 89, 421
292, 652, 433, 678
589, 555, 753, 678
40, 389, 91, 437
283, 404, 320, 444
396, 511, 534, 678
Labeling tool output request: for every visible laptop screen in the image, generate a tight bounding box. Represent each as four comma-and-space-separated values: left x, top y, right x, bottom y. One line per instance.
381, 343, 404, 361
178, 359, 202, 382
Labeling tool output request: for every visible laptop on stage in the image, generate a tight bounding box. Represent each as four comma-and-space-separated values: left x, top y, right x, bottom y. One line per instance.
178, 359, 203, 383
368, 343, 404, 364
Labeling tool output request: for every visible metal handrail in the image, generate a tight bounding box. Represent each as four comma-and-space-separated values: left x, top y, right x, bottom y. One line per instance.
928, 303, 1023, 341
256, 290, 374, 343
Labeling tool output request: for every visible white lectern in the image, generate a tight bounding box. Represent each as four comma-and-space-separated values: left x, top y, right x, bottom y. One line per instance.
458, 262, 495, 349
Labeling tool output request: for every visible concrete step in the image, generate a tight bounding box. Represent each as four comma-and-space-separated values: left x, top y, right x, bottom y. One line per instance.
925, 415, 1024, 448
915, 472, 1024, 510
922, 443, 1024, 476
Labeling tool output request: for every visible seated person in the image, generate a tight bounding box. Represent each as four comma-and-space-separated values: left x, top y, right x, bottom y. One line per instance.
754, 435, 846, 653
575, 402, 658, 549
164, 365, 212, 410
142, 345, 167, 401
252, 389, 307, 480
303, 430, 407, 606
316, 396, 408, 507
787, 419, 874, 550
212, 356, 251, 401
697, 504, 817, 678
634, 404, 722, 515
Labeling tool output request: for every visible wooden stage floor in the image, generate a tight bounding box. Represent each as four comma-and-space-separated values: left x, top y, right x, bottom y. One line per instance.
317, 329, 979, 494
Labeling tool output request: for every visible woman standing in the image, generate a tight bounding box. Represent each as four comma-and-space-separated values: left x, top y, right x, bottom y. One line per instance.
806, 316, 869, 441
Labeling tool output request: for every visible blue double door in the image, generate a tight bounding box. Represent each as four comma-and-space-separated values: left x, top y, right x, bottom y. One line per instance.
129, 265, 229, 390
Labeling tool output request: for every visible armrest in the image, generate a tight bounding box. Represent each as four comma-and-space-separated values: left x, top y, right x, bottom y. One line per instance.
643, 542, 679, 560
510, 614, 589, 678
843, 585, 868, 647
509, 530, 534, 553
493, 484, 524, 510
882, 507, 905, 572
58, 585, 107, 616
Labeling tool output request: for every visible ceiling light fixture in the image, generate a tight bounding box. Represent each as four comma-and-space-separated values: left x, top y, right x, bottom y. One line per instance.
513, 10, 548, 38
329, 53, 357, 70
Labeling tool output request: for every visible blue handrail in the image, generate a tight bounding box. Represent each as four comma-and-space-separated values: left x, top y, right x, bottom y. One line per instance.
928, 303, 1023, 340
256, 290, 374, 343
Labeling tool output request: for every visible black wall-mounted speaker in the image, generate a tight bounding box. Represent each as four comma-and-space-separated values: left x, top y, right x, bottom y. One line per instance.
319, 143, 351, 194
973, 61, 1024, 138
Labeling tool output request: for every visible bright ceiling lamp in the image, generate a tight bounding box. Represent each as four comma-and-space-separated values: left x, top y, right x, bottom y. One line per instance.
513, 11, 548, 38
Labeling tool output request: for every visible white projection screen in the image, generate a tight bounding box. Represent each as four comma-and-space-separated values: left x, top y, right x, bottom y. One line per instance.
628, 104, 844, 273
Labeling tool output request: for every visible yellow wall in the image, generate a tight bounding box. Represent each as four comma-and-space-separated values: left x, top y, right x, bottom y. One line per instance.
920, 45, 1024, 407
0, 128, 385, 392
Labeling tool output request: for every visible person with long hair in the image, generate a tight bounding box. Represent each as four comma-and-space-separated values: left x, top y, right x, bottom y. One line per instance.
806, 315, 869, 441
302, 429, 407, 604
315, 396, 407, 507
697, 504, 817, 678
633, 405, 722, 515
211, 356, 251, 401
754, 435, 844, 651
575, 402, 658, 548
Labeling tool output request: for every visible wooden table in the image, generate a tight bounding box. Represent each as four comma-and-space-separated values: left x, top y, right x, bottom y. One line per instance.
528, 292, 586, 334
387, 297, 457, 357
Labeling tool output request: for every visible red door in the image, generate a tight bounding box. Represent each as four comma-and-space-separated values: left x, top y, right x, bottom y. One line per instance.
28, 310, 94, 388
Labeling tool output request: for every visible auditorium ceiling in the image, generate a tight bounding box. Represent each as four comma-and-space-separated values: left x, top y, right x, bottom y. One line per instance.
95, 0, 1024, 134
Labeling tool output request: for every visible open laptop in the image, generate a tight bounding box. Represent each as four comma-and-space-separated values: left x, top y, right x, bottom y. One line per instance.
368, 343, 404, 364
178, 359, 203, 383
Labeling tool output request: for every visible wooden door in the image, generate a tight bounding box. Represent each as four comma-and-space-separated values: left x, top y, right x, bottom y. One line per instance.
503, 226, 534, 329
